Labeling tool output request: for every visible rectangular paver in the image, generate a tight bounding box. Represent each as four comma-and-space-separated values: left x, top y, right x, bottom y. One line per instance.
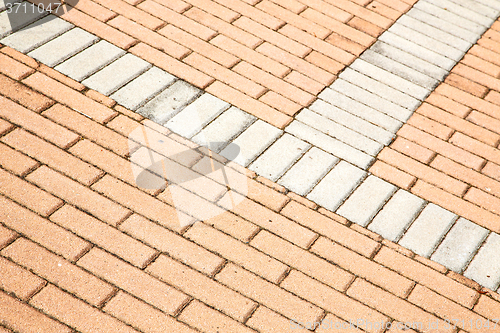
368, 189, 425, 241
278, 147, 338, 196
54, 40, 125, 81
0, 5, 45, 38
398, 203, 457, 257
110, 66, 176, 110
249, 133, 310, 181
307, 160, 366, 211
464, 232, 500, 291
431, 218, 489, 273
423, 0, 494, 25
221, 119, 283, 166
337, 175, 397, 226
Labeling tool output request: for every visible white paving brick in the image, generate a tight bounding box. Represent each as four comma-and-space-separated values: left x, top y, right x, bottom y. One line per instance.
307, 160, 366, 211
0, 14, 72, 52
297, 108, 383, 156
55, 40, 125, 81
249, 133, 310, 181
431, 218, 489, 273
111, 67, 176, 110
221, 120, 282, 167
398, 204, 457, 257
330, 79, 413, 122
475, 0, 500, 10
414, 0, 486, 34
278, 147, 338, 196
379, 31, 456, 71
318, 88, 402, 133
27, 27, 98, 67
136, 80, 200, 124
82, 53, 151, 96
166, 93, 229, 138
286, 120, 374, 169
192, 106, 255, 152
337, 175, 396, 227
397, 15, 471, 51
0, 2, 45, 38
464, 233, 500, 291
339, 67, 422, 109
426, 0, 495, 24
446, 0, 499, 18
406, 8, 480, 44
368, 190, 425, 241
370, 41, 449, 81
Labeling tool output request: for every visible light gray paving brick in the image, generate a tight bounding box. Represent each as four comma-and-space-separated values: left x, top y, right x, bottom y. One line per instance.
297, 109, 383, 156
397, 15, 471, 51
278, 147, 338, 196
318, 88, 402, 133
475, 0, 500, 11
330, 79, 413, 122
136, 80, 200, 124
82, 53, 151, 96
370, 41, 449, 81
431, 218, 489, 273
0, 14, 72, 52
339, 67, 422, 109
111, 67, 175, 110
464, 233, 500, 291
414, 0, 486, 34
286, 120, 374, 169
249, 133, 310, 181
55, 40, 125, 81
388, 23, 465, 62
307, 160, 366, 211
446, 0, 500, 17
192, 106, 255, 153
337, 175, 397, 227
221, 120, 282, 167
0, 2, 45, 38
368, 190, 425, 241
406, 8, 480, 44
398, 203, 457, 258
166, 93, 229, 138
379, 31, 456, 71
27, 27, 98, 67
428, 0, 495, 23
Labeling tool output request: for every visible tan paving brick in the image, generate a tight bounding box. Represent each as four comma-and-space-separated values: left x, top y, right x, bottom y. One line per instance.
284, 69, 325, 95
154, 0, 191, 12
450, 132, 500, 166
0, 226, 17, 250
311, 237, 414, 297
466, 111, 500, 137
326, 32, 366, 56
375, 0, 411, 12
0, 53, 35, 80
482, 162, 500, 182
0, 290, 72, 333
367, 1, 401, 19
378, 148, 469, 197
85, 89, 117, 108
205, 81, 292, 128
178, 300, 257, 333
251, 230, 354, 290
0, 75, 54, 113
426, 93, 471, 118
287, 191, 318, 209
78, 248, 189, 314
3, 129, 102, 186
281, 200, 380, 257
474, 295, 500, 320
3, 238, 115, 306
259, 91, 303, 116
408, 285, 500, 333
108, 16, 190, 60
147, 255, 257, 321
51, 205, 158, 268
38, 64, 86, 92
0, 255, 45, 301
462, 54, 500, 78
368, 160, 416, 190
57, 6, 137, 49
23, 72, 117, 123
391, 137, 435, 164
375, 246, 479, 308
0, 142, 38, 177
295, 0, 352, 22
103, 291, 198, 333
204, 210, 260, 242
282, 271, 388, 333
66, 0, 118, 22
407, 113, 454, 141
304, 51, 344, 76
0, 119, 13, 137
347, 278, 453, 333
93, 0, 164, 29
445, 72, 489, 98
0, 47, 39, 69
0, 195, 89, 261
27, 166, 130, 226
185, 224, 287, 282
119, 214, 224, 275
268, 0, 307, 14
248, 305, 312, 332
348, 17, 384, 37
454, 63, 500, 93
213, 0, 284, 29
30, 284, 140, 333
464, 187, 500, 215
0, 167, 62, 217
216, 263, 323, 324
486, 90, 500, 106
183, 0, 240, 22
